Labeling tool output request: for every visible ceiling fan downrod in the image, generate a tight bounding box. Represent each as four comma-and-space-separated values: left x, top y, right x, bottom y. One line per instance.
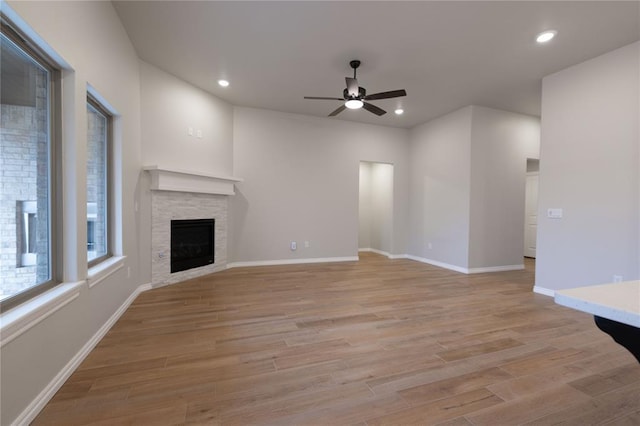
350, 60, 360, 79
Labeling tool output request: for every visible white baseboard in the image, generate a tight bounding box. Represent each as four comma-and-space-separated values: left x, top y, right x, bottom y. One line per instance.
405, 255, 524, 275
359, 248, 408, 259
405, 255, 470, 274
387, 254, 407, 260
467, 264, 525, 273
12, 282, 152, 426
227, 256, 358, 269
533, 286, 555, 297
358, 248, 391, 257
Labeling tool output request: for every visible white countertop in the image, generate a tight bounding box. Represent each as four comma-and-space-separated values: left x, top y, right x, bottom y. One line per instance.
555, 281, 640, 328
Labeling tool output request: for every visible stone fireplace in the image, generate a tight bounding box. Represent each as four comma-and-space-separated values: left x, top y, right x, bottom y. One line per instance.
145, 166, 241, 288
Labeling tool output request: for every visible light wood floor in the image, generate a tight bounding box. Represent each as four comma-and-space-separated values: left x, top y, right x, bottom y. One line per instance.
34, 253, 639, 425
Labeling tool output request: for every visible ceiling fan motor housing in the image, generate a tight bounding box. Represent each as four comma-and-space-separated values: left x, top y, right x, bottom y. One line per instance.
343, 86, 366, 100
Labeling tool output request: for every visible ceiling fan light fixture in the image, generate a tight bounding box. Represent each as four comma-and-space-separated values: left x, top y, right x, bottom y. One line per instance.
345, 99, 364, 109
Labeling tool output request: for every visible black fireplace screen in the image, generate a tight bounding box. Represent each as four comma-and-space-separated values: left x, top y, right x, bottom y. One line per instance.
171, 219, 215, 273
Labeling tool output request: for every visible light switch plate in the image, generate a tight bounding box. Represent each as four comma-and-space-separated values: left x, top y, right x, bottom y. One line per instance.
547, 208, 563, 219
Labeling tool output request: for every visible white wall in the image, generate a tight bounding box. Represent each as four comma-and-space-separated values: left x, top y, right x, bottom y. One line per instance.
359, 162, 394, 254
369, 163, 394, 253
1, 1, 142, 424
229, 107, 409, 263
139, 61, 234, 176
536, 41, 640, 292
358, 162, 372, 249
408, 107, 473, 268
468, 106, 540, 268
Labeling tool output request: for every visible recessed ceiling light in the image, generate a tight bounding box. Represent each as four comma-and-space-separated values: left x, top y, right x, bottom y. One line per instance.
218, 79, 230, 87
394, 109, 404, 115
536, 30, 557, 43
345, 99, 364, 109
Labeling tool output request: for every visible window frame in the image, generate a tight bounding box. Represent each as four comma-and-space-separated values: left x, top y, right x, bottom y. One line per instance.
86, 95, 113, 268
0, 20, 61, 313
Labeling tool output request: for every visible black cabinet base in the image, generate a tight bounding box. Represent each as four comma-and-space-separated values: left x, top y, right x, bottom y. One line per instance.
594, 316, 640, 363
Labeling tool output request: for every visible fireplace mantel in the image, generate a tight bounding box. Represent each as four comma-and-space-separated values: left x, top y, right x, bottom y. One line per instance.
143, 165, 242, 195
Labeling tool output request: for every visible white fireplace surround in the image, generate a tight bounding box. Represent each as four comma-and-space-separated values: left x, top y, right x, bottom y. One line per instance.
145, 166, 242, 288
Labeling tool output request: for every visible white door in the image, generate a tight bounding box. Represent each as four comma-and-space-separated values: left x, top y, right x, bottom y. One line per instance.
524, 173, 538, 258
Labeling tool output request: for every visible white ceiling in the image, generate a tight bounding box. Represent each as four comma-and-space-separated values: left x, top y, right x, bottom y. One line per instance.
113, 1, 639, 129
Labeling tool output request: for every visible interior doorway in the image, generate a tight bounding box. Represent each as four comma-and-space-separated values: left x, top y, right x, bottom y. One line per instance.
358, 161, 394, 256
524, 158, 539, 258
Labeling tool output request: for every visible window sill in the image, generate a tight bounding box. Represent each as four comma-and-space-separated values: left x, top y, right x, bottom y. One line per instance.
87, 256, 126, 289
0, 281, 83, 348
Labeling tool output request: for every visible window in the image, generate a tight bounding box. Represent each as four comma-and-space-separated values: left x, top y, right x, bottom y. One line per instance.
0, 22, 59, 311
86, 96, 112, 266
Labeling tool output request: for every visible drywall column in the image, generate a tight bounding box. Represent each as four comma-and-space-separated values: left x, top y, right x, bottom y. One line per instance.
468, 106, 540, 270
408, 106, 473, 270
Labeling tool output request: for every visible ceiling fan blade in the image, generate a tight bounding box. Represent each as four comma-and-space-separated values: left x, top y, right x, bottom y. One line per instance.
328, 105, 347, 117
364, 89, 407, 101
346, 77, 359, 97
363, 102, 386, 116
304, 96, 344, 100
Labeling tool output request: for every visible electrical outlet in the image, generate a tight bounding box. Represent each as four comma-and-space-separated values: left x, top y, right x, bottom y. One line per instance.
427, 242, 432, 250
290, 241, 297, 251
304, 241, 310, 248
613, 275, 623, 283
196, 129, 203, 138
188, 127, 194, 136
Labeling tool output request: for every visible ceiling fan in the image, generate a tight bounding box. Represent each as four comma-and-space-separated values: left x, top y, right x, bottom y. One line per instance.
304, 60, 407, 117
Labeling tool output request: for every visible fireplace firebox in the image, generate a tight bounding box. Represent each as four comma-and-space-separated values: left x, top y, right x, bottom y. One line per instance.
171, 219, 215, 273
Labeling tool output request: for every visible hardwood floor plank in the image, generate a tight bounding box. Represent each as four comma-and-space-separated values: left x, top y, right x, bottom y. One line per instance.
366, 388, 503, 425
33, 396, 188, 425
220, 383, 374, 424
367, 342, 552, 396
487, 363, 590, 401
332, 353, 445, 386
567, 363, 640, 397
466, 384, 591, 425
265, 393, 409, 425
522, 381, 640, 426
499, 347, 596, 377
436, 337, 524, 362
214, 359, 345, 399
602, 410, 640, 426
399, 367, 512, 406
32, 253, 638, 425
435, 417, 474, 426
